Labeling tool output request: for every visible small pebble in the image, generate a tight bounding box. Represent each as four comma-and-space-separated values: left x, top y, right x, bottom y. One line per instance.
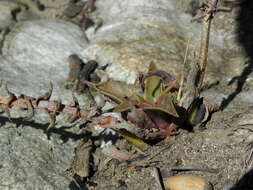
164, 175, 212, 190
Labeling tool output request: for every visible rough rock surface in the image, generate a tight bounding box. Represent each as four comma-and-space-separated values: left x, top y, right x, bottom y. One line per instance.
0, 19, 89, 189
0, 119, 78, 190
16, 0, 70, 19
83, 0, 211, 83
81, 0, 246, 85
1, 19, 88, 103
0, 1, 20, 29
0, 0, 253, 190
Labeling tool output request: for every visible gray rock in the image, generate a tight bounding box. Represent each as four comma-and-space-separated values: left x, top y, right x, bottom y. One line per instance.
84, 0, 198, 83
0, 121, 78, 190
1, 19, 89, 104
83, 0, 236, 84
0, 0, 252, 190
16, 0, 70, 19
2, 0, 247, 96
0, 0, 20, 29
0, 10, 90, 190
0, 121, 75, 190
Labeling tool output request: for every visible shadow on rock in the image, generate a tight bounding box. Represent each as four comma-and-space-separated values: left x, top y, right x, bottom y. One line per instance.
69, 175, 89, 190
0, 116, 86, 143
230, 168, 253, 190
220, 0, 253, 110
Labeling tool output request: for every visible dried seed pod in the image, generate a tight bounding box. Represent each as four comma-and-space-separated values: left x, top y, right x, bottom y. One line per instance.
164, 175, 213, 190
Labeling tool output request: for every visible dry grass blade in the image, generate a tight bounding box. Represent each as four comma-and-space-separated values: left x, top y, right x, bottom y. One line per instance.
198, 17, 211, 89
177, 37, 191, 102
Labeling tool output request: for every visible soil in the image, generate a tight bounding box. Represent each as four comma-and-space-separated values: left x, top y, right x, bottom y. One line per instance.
84, 100, 253, 190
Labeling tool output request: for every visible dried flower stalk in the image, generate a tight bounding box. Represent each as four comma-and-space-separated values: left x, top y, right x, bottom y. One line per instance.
193, 0, 230, 88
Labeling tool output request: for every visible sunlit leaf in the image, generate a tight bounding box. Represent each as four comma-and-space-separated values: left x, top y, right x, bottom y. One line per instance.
143, 62, 164, 103
112, 128, 149, 151
144, 75, 163, 103
87, 62, 185, 139
141, 93, 179, 118
149, 62, 158, 72
86, 81, 140, 104
157, 93, 179, 117
144, 70, 176, 85
113, 94, 145, 112
113, 99, 135, 112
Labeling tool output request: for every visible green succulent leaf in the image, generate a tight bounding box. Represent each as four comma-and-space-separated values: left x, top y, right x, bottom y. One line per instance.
114, 99, 135, 112
112, 128, 149, 152
143, 63, 164, 103
187, 97, 206, 126
143, 93, 179, 118
113, 94, 145, 112
144, 75, 163, 103
88, 81, 140, 104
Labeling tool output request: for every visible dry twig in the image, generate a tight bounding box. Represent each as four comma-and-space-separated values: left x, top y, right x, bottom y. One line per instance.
180, 0, 228, 109
193, 0, 219, 88
193, 0, 230, 89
